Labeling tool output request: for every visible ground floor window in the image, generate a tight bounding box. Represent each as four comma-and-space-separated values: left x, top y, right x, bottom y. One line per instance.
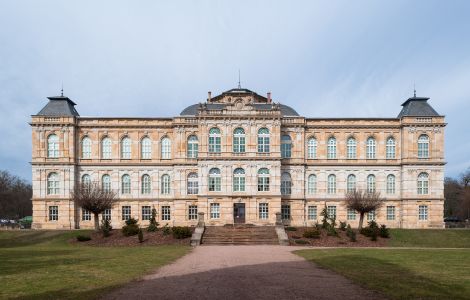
259, 203, 268, 219
367, 210, 376, 221
49, 206, 58, 221
281, 204, 290, 220
386, 206, 395, 221
103, 208, 111, 221
122, 206, 131, 221
347, 208, 356, 221
210, 203, 220, 219
162, 206, 171, 221
327, 205, 336, 219
82, 208, 91, 221
188, 205, 198, 220
141, 206, 151, 221
307, 205, 317, 220
418, 205, 428, 221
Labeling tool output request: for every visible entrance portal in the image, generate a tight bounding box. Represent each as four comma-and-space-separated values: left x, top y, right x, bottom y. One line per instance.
233, 203, 245, 224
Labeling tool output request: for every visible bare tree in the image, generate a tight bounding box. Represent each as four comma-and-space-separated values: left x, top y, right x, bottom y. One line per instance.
0, 170, 32, 219
345, 190, 384, 230
71, 181, 116, 230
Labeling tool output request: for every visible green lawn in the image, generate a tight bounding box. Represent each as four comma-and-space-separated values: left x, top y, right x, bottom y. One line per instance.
296, 248, 470, 300
0, 230, 190, 299
389, 229, 470, 248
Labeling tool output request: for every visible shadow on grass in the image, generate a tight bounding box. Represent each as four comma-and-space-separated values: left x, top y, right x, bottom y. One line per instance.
9, 285, 120, 300
0, 230, 85, 248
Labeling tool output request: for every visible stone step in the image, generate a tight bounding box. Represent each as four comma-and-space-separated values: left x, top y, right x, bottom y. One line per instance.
202, 225, 279, 245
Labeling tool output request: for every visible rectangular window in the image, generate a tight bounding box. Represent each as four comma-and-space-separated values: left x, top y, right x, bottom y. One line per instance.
327, 205, 337, 219
418, 205, 428, 221
209, 177, 221, 192
188, 205, 198, 220
367, 210, 376, 221
281, 204, 291, 220
141, 206, 151, 221
386, 144, 395, 159
258, 137, 270, 153
49, 205, 58, 221
122, 206, 131, 221
259, 203, 269, 220
210, 203, 220, 219
209, 137, 221, 153
82, 208, 91, 221
103, 208, 111, 221
386, 206, 395, 221
258, 177, 270, 192
307, 205, 317, 220
347, 209, 356, 221
162, 206, 171, 221
281, 143, 291, 158
233, 177, 245, 192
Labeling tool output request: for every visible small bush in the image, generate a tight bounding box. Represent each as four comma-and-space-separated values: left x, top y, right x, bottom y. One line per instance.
303, 229, 320, 239
285, 226, 297, 231
370, 229, 378, 241
294, 239, 309, 245
368, 220, 379, 229
349, 230, 357, 242
76, 235, 91, 242
162, 224, 171, 235
101, 219, 112, 237
327, 225, 338, 237
138, 228, 144, 243
339, 221, 347, 231
122, 218, 140, 236
147, 208, 159, 232
172, 226, 192, 239
360, 227, 374, 237
379, 224, 390, 238
314, 223, 322, 230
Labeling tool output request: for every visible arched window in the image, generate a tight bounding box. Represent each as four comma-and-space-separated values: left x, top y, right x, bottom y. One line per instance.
307, 138, 317, 159
101, 137, 112, 159
161, 137, 171, 159
347, 174, 356, 193
208, 168, 221, 191
417, 172, 429, 195
327, 137, 336, 159
81, 174, 91, 186
141, 137, 152, 159
257, 168, 270, 192
81, 137, 91, 159
121, 174, 131, 194
187, 173, 198, 195
47, 134, 59, 158
367, 174, 376, 193
418, 135, 429, 158
47, 172, 59, 195
386, 137, 395, 159
281, 135, 292, 158
327, 174, 336, 194
102, 174, 111, 192
161, 174, 170, 194
233, 128, 245, 153
347, 137, 357, 159
208, 128, 221, 153
141, 174, 151, 194
281, 172, 292, 195
366, 137, 376, 159
187, 135, 198, 158
387, 174, 395, 194
257, 128, 270, 153
307, 174, 317, 194
121, 137, 131, 159
233, 168, 245, 192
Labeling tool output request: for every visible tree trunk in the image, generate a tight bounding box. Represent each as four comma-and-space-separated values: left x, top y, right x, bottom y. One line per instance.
358, 212, 365, 230
94, 213, 100, 231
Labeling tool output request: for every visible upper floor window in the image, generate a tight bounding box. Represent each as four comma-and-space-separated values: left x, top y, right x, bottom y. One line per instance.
386, 137, 396, 159
347, 174, 356, 193
102, 174, 111, 192
347, 137, 357, 159
187, 135, 198, 158
47, 172, 59, 195
387, 174, 395, 194
307, 138, 317, 159
257, 128, 270, 153
281, 135, 292, 158
81, 137, 91, 159
233, 168, 245, 192
121, 137, 131, 159
121, 174, 131, 194
161, 137, 171, 159
141, 174, 151, 194
327, 137, 336, 159
47, 134, 59, 158
281, 172, 292, 195
366, 137, 376, 159
327, 174, 336, 194
233, 128, 246, 153
208, 128, 221, 153
141, 137, 152, 159
417, 172, 429, 195
208, 168, 221, 192
81, 174, 91, 186
257, 168, 270, 192
307, 174, 317, 194
367, 174, 376, 193
187, 173, 198, 195
418, 135, 429, 158
161, 174, 170, 194
101, 137, 112, 159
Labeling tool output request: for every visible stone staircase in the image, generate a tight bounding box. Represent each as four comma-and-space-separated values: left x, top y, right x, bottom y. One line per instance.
202, 224, 279, 245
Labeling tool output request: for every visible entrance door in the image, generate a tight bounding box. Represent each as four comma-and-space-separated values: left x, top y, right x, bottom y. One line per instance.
233, 203, 245, 224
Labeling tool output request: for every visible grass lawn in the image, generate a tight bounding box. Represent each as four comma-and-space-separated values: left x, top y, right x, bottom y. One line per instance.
296, 248, 470, 300
0, 230, 190, 299
389, 229, 470, 248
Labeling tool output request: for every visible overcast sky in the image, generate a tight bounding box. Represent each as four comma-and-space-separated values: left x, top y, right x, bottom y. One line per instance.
0, 0, 469, 181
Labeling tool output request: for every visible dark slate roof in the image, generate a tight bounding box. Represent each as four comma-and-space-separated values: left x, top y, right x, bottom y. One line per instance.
180, 102, 299, 116
36, 96, 80, 117
397, 97, 440, 118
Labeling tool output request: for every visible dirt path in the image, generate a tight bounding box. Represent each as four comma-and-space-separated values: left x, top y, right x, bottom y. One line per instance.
102, 245, 384, 300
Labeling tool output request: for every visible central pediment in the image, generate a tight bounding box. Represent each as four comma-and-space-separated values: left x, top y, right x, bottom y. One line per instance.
208, 88, 271, 104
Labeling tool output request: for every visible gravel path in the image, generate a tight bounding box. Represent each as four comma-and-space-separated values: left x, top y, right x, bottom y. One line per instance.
102, 245, 384, 300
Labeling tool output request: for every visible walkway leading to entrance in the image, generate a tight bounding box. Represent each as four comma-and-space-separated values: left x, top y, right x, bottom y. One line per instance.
102, 246, 383, 300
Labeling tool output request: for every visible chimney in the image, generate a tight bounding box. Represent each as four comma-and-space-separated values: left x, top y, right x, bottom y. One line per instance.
267, 92, 272, 103
208, 91, 211, 102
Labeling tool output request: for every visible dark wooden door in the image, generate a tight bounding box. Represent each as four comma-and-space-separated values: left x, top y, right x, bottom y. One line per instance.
233, 203, 245, 223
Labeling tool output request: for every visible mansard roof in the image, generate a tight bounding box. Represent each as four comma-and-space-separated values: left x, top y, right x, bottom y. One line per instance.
397, 96, 440, 118
35, 96, 80, 117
